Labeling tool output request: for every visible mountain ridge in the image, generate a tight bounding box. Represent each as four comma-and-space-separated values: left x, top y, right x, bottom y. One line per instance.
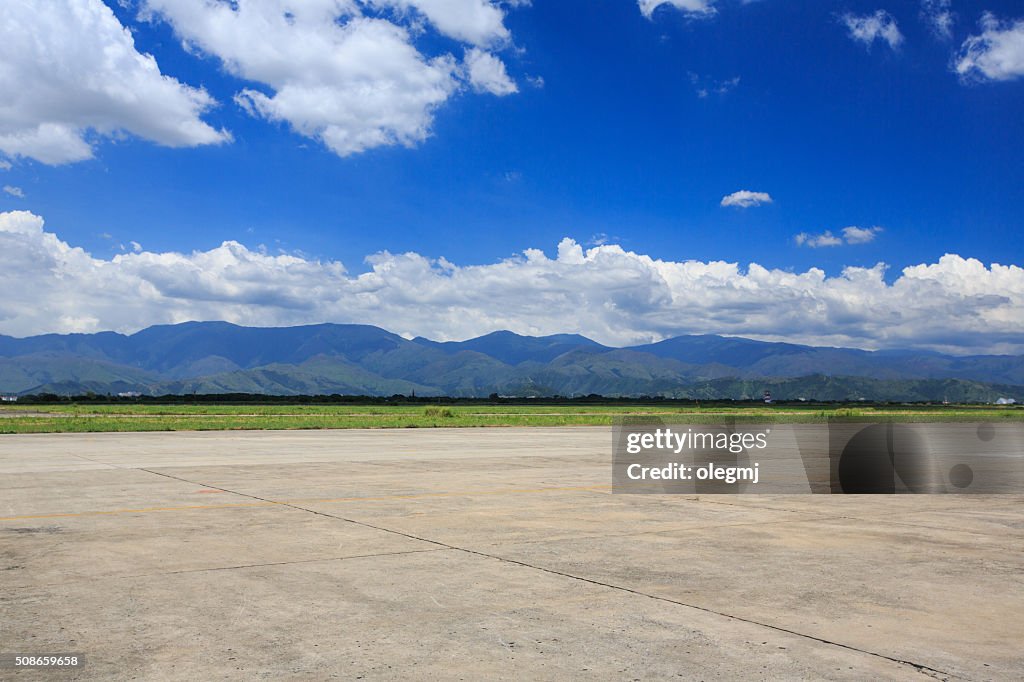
1, 322, 1022, 400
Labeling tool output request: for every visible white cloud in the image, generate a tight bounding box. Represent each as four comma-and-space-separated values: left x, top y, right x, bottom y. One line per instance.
796, 226, 883, 248
464, 48, 518, 95
921, 0, 954, 40
794, 231, 843, 248
2, 210, 1023, 354
689, 73, 740, 98
130, 240, 143, 253
955, 13, 1024, 82
638, 0, 715, 20
721, 190, 772, 208
0, 160, 11, 171
0, 0, 229, 165
842, 10, 904, 51
2, 186, 24, 199
842, 225, 883, 244
715, 76, 741, 94
142, 0, 523, 157
588, 232, 621, 247
369, 0, 511, 47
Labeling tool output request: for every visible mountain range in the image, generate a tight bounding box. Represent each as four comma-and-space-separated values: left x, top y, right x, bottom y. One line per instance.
1, 322, 1023, 401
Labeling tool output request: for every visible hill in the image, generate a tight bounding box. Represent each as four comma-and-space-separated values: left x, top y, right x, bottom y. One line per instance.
1, 322, 1022, 401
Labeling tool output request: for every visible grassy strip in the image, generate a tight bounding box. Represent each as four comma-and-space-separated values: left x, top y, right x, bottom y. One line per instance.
0, 404, 826, 416
2, 403, 1021, 416
0, 414, 608, 433
1, 406, 1022, 433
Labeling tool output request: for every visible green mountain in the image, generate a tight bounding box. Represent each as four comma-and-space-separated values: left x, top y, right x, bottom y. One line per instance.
1, 322, 1022, 401
0, 353, 161, 395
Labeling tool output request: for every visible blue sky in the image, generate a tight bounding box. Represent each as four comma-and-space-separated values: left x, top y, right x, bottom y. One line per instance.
0, 0, 1023, 351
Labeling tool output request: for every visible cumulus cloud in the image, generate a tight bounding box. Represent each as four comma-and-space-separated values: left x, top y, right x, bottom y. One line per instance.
464, 48, 518, 95
0, 160, 11, 171
637, 0, 715, 20
2, 186, 24, 199
794, 231, 843, 248
842, 10, 904, 51
955, 13, 1024, 81
0, 0, 229, 165
721, 190, 772, 208
369, 0, 511, 47
796, 226, 882, 248
842, 225, 883, 244
2, 210, 1023, 354
921, 0, 954, 40
142, 0, 522, 157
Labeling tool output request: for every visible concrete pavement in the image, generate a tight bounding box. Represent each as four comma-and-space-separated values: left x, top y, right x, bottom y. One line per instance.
1, 428, 1022, 680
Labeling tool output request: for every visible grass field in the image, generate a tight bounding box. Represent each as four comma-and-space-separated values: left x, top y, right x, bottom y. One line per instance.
1, 402, 1022, 433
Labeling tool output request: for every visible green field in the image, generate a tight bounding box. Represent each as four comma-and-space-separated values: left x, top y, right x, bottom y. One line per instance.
1, 402, 1021, 433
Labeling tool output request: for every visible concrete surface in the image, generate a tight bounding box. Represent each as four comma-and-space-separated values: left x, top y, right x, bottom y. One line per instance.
1, 428, 1021, 680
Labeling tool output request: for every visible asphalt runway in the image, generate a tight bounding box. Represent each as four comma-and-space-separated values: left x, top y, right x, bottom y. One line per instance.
1, 428, 1022, 680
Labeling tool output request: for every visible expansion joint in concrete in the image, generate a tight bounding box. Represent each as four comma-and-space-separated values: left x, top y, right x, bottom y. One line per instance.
136, 467, 957, 681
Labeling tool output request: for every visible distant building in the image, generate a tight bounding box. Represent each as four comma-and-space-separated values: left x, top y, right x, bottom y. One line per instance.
117, 391, 142, 398
1, 395, 18, 402
995, 397, 1017, 405
763, 390, 772, 404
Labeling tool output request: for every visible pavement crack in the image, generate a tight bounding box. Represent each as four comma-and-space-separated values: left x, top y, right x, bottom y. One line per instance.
136, 468, 456, 550
446, 549, 958, 681
68, 452, 125, 469
135, 467, 957, 680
